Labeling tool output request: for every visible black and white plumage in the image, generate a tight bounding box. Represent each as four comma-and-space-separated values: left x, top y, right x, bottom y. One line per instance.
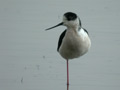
46, 12, 91, 85
57, 30, 66, 51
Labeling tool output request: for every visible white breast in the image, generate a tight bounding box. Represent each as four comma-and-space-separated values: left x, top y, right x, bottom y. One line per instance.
59, 28, 91, 60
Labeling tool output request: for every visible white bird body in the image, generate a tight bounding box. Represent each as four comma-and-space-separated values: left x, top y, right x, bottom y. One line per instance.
59, 28, 91, 59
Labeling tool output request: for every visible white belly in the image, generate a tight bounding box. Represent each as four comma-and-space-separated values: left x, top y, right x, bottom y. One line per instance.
59, 28, 91, 60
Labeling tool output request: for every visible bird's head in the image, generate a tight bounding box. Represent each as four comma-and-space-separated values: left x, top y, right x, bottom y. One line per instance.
45, 12, 81, 30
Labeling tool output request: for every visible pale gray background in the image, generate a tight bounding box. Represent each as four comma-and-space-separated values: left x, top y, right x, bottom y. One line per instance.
0, 0, 120, 90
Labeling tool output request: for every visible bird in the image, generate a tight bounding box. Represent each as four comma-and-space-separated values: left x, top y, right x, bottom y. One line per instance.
45, 12, 91, 85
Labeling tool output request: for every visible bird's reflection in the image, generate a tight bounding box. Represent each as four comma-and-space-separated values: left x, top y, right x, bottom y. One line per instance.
67, 84, 69, 90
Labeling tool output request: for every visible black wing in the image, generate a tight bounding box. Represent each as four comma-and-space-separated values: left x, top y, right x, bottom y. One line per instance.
57, 30, 67, 51
83, 28, 89, 36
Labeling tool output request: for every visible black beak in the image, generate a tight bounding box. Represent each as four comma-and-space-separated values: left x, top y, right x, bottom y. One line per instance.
45, 22, 63, 30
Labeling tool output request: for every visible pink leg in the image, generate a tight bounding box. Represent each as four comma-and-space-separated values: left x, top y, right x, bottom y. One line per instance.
67, 59, 69, 85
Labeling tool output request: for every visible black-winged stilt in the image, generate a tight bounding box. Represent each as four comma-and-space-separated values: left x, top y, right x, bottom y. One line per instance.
46, 12, 91, 85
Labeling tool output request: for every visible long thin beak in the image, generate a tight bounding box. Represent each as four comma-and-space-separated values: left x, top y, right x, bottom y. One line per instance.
45, 22, 63, 30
